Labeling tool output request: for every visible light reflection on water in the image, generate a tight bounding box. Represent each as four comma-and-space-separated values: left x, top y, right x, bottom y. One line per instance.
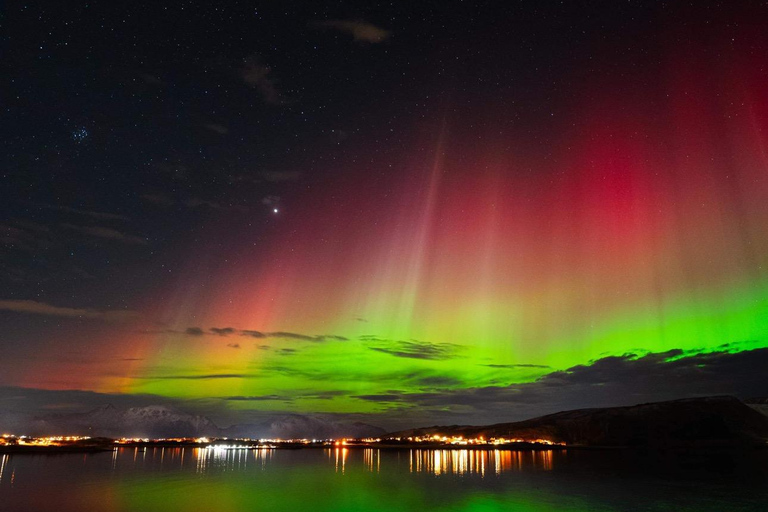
113, 446, 556, 476
0, 447, 767, 512
408, 448, 555, 475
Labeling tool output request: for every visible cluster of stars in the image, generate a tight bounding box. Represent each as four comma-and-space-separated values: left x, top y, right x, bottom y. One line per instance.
71, 127, 89, 143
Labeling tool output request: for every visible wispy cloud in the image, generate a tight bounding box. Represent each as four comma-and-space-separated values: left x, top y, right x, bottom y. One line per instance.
482, 363, 551, 369
143, 374, 248, 381
204, 123, 229, 135
313, 20, 391, 43
231, 171, 302, 186
33, 203, 129, 221
242, 330, 267, 338
353, 347, 768, 422
141, 194, 248, 213
141, 193, 176, 207
223, 394, 293, 401
242, 55, 284, 104
0, 299, 138, 322
369, 340, 462, 360
210, 327, 237, 337
61, 223, 147, 245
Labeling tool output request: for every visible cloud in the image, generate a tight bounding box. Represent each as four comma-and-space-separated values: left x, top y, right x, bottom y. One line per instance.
268, 332, 348, 343
482, 363, 551, 369
141, 194, 247, 213
231, 171, 302, 186
141, 193, 176, 207
415, 376, 463, 387
184, 198, 248, 213
0, 299, 138, 322
369, 340, 462, 360
139, 73, 164, 85
352, 347, 768, 422
222, 389, 350, 402
226, 343, 241, 349
313, 20, 391, 43
144, 374, 247, 381
223, 395, 293, 401
258, 170, 302, 183
185, 327, 348, 343
261, 195, 281, 206
204, 123, 229, 135
61, 223, 147, 245
210, 327, 237, 337
241, 55, 283, 104
33, 203, 129, 221
242, 330, 267, 338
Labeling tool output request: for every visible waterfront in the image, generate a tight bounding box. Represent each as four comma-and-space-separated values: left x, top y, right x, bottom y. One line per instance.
1, 447, 767, 511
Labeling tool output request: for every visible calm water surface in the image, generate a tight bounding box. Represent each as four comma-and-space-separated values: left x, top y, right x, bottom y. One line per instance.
1, 447, 766, 511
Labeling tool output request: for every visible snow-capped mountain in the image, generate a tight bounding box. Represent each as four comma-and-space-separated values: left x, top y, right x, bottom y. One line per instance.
7, 406, 385, 440
26, 404, 219, 438
223, 414, 386, 440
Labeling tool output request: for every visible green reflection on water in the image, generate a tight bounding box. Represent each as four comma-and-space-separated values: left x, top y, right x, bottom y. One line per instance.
3, 448, 767, 512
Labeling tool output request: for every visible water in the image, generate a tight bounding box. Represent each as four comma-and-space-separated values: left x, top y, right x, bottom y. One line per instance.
1, 447, 767, 511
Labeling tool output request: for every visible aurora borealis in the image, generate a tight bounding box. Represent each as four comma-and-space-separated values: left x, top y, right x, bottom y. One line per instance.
2, 1, 768, 430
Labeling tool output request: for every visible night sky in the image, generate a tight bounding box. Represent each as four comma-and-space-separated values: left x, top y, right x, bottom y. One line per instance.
2, 1, 768, 429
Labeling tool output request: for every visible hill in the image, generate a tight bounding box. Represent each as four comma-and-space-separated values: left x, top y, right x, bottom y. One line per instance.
387, 396, 768, 448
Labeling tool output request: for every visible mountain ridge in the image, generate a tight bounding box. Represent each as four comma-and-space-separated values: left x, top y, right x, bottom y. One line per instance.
385, 396, 768, 448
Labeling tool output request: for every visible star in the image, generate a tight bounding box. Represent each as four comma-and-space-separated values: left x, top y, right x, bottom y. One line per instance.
71, 127, 89, 144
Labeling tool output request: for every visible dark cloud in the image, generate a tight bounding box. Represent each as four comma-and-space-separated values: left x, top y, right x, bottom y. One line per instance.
210, 327, 236, 337
263, 331, 314, 341
183, 198, 248, 213
61, 223, 147, 245
482, 363, 551, 369
223, 395, 293, 401
186, 327, 347, 342
144, 374, 247, 380
312, 20, 391, 43
226, 343, 241, 349
0, 299, 138, 322
278, 348, 298, 356
352, 347, 768, 422
242, 330, 267, 338
266, 331, 348, 342
355, 393, 406, 402
307, 390, 349, 400
369, 340, 462, 360
416, 376, 463, 387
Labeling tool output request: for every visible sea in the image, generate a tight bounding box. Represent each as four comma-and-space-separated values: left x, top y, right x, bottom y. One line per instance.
1, 446, 767, 511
